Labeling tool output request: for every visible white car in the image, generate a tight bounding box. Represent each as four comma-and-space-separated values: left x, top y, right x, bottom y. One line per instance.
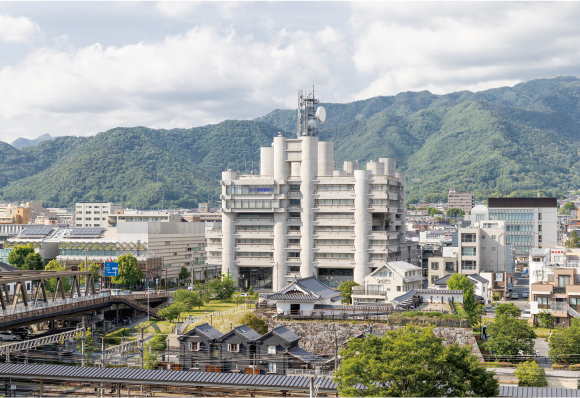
239, 293, 248, 297
0, 332, 21, 341
145, 288, 156, 294
520, 310, 531, 319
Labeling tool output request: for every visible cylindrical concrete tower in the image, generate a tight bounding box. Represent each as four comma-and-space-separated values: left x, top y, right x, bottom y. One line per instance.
300, 136, 318, 278
273, 136, 289, 180
367, 161, 384, 176
221, 212, 237, 281
396, 171, 407, 243
273, 212, 287, 291
344, 161, 354, 175
354, 169, 371, 285
318, 141, 334, 176
260, 147, 274, 176
380, 158, 397, 177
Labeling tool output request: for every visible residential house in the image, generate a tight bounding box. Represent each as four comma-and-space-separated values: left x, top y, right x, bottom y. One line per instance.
351, 261, 425, 304
431, 273, 490, 304
265, 276, 344, 315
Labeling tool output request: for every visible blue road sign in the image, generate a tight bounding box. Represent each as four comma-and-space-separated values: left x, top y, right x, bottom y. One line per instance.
105, 262, 119, 277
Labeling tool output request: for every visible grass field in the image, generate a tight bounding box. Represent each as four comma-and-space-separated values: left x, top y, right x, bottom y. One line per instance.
180, 300, 245, 317
183, 309, 255, 334
134, 320, 176, 334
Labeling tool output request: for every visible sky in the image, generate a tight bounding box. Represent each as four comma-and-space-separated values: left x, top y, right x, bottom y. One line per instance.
2, 1, 580, 144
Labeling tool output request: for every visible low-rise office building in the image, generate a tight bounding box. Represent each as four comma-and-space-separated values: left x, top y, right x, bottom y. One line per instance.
447, 188, 475, 213
75, 202, 123, 227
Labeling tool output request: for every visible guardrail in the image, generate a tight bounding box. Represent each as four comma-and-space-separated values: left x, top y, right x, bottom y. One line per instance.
286, 369, 334, 378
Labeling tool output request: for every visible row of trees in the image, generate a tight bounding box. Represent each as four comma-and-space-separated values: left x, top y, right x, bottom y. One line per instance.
158, 278, 237, 321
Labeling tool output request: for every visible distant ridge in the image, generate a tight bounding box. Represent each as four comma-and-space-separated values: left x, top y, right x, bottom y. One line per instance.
10, 134, 53, 149
1, 76, 580, 208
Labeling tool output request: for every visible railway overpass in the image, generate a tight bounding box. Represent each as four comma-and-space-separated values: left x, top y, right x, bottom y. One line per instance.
0, 269, 169, 330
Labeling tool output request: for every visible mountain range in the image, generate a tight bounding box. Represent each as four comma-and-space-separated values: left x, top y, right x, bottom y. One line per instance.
10, 134, 53, 149
2, 76, 580, 209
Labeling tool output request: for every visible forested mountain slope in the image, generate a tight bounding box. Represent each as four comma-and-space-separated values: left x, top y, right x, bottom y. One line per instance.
2, 76, 580, 208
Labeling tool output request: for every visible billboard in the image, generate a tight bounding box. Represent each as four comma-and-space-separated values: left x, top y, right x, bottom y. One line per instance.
105, 262, 119, 277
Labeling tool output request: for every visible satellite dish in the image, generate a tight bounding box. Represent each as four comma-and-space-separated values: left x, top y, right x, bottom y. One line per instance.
315, 106, 326, 123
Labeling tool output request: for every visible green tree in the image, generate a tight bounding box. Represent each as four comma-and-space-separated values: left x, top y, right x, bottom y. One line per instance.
44, 260, 71, 293
548, 318, 580, 364
112, 253, 143, 286
248, 286, 254, 296
172, 289, 204, 310
338, 281, 359, 304
75, 327, 97, 360
334, 326, 499, 397
428, 207, 443, 217
144, 334, 167, 370
179, 266, 191, 283
208, 278, 236, 301
240, 313, 268, 334
446, 208, 465, 217
158, 302, 184, 322
515, 361, 548, 387
484, 315, 536, 356
561, 202, 576, 214
494, 303, 521, 318
7, 244, 43, 270
447, 274, 479, 324
566, 230, 580, 249
537, 310, 554, 328
78, 261, 100, 285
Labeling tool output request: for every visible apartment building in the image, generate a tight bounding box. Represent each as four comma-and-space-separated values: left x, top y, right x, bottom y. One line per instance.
456, 219, 511, 275
487, 197, 557, 252
214, 137, 416, 291
530, 263, 580, 328
447, 188, 475, 213
75, 203, 122, 227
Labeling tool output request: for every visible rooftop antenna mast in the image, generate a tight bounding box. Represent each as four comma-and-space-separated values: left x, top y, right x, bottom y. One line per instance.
297, 82, 326, 138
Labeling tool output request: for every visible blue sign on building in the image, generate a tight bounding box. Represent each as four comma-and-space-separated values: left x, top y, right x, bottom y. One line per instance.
105, 262, 119, 277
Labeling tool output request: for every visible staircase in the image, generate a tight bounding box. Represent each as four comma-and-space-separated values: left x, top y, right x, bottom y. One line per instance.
114, 297, 165, 320
568, 307, 580, 318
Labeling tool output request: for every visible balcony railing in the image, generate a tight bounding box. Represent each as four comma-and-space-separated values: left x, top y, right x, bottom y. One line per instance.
553, 287, 566, 294
352, 287, 384, 295
551, 301, 567, 312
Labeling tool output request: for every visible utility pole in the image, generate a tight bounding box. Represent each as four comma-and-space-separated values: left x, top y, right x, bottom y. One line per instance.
101, 337, 106, 368
81, 317, 86, 368
334, 324, 338, 371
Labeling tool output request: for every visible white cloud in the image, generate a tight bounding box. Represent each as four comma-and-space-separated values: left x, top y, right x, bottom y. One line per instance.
0, 14, 41, 43
0, 24, 341, 140
156, 2, 199, 19
348, 2, 580, 98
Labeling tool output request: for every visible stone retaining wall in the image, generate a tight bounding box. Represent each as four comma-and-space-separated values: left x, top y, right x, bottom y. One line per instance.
266, 319, 483, 360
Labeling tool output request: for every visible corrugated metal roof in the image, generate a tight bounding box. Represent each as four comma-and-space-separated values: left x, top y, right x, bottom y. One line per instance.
498, 386, 580, 397
0, 363, 338, 390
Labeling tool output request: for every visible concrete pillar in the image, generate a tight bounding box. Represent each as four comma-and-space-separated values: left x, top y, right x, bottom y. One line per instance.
367, 161, 384, 176
290, 162, 301, 177
317, 141, 334, 176
396, 172, 407, 243
260, 147, 274, 176
273, 212, 287, 291
273, 136, 289, 180
354, 170, 371, 284
344, 161, 354, 175
221, 212, 237, 282
380, 158, 397, 177
300, 136, 318, 278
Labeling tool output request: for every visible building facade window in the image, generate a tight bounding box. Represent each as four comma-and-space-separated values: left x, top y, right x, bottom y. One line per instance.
461, 247, 476, 256
268, 346, 276, 354
268, 363, 277, 372
461, 234, 476, 243
461, 260, 476, 270
431, 262, 439, 270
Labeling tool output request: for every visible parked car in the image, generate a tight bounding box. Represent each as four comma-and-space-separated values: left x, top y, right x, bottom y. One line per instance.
522, 291, 529, 298
0, 331, 21, 341
122, 290, 132, 295
485, 307, 495, 313
110, 289, 122, 296
520, 310, 531, 319
239, 293, 248, 297
507, 283, 513, 292
510, 292, 519, 299
10, 327, 32, 339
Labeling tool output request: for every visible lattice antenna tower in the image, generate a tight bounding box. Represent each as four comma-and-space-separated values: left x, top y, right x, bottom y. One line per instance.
297, 83, 326, 137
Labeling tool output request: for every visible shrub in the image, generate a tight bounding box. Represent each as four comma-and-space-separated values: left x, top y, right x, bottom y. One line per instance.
484, 362, 514, 368
515, 361, 548, 387
569, 364, 580, 371
552, 364, 565, 369
240, 313, 268, 334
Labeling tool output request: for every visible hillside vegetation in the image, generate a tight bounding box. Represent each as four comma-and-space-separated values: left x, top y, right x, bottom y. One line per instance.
2, 76, 580, 207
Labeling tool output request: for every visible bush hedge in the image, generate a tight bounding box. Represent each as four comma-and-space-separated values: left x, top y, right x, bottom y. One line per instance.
484, 362, 515, 368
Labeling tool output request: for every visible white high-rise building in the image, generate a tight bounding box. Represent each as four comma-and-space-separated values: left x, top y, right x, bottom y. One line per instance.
208, 89, 417, 292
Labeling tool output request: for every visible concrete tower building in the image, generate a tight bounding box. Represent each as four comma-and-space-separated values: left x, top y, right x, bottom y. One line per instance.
209, 90, 416, 291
